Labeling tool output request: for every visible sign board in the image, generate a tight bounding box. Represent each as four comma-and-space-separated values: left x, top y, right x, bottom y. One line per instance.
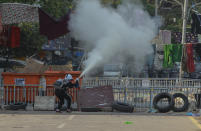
15, 78, 25, 86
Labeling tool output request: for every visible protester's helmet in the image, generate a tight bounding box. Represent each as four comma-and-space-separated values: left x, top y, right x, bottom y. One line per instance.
65, 74, 73, 80
53, 78, 63, 88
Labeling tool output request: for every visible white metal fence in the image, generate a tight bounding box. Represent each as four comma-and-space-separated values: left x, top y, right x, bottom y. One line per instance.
0, 85, 79, 107
1, 78, 201, 112
82, 77, 201, 88
82, 77, 201, 112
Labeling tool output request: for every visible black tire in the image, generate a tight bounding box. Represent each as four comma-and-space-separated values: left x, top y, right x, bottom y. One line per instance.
153, 92, 173, 113
116, 102, 130, 106
172, 93, 189, 112
8, 104, 26, 110
112, 102, 134, 113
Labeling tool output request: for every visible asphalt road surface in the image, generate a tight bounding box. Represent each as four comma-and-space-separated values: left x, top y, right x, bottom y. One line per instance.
0, 112, 200, 131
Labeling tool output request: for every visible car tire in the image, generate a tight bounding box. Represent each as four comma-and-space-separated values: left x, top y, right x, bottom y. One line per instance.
172, 93, 189, 112
153, 92, 173, 113
112, 102, 134, 113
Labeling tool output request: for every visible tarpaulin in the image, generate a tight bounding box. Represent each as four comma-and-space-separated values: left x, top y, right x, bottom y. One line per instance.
10, 26, 20, 48
39, 8, 70, 40
78, 86, 114, 109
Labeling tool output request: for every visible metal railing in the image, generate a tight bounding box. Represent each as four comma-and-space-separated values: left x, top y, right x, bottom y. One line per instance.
82, 77, 201, 112
1, 78, 201, 112
0, 85, 80, 106
82, 77, 201, 88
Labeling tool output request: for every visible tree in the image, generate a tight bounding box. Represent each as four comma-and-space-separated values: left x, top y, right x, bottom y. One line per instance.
158, 0, 201, 31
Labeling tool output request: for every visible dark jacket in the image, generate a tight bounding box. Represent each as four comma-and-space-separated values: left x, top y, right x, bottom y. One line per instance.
191, 13, 201, 34
62, 81, 75, 91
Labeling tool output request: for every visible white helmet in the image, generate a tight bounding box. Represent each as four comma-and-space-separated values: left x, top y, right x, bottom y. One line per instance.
65, 74, 73, 80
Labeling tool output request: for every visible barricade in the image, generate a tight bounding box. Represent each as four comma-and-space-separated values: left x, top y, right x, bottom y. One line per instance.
82, 77, 201, 112
0, 84, 79, 106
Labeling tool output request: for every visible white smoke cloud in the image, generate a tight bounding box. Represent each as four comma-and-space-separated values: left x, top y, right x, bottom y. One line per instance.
69, 0, 158, 77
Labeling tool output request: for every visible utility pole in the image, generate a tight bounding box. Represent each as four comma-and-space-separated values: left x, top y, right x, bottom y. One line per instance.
179, 0, 188, 79
155, 0, 158, 16
181, 0, 188, 45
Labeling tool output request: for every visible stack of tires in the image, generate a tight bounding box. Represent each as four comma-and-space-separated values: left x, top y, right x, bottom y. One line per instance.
153, 93, 189, 113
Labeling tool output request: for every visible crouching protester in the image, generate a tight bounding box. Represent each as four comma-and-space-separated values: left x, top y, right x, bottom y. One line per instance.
54, 74, 79, 113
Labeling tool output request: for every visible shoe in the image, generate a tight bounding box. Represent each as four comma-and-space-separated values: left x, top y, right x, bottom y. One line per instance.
66, 109, 72, 113
56, 109, 61, 113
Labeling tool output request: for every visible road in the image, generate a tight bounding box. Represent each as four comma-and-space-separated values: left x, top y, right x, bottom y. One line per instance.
0, 112, 200, 131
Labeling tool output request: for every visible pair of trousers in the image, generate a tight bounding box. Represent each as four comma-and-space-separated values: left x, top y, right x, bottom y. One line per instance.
55, 88, 71, 110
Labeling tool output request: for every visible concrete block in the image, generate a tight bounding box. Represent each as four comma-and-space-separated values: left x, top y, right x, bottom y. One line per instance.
34, 96, 55, 111
26, 105, 34, 111
0, 105, 6, 111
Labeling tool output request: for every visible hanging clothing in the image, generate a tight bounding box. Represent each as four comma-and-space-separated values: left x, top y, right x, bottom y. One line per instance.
0, 12, 3, 33
10, 26, 20, 48
191, 13, 201, 34
194, 44, 201, 60
172, 44, 182, 62
159, 30, 171, 44
39, 8, 70, 40
163, 44, 182, 68
186, 44, 195, 73
0, 3, 39, 24
0, 25, 10, 46
163, 44, 173, 68
182, 45, 188, 72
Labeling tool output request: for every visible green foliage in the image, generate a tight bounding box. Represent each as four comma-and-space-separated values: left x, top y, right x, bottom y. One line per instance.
38, 0, 73, 19
142, 0, 155, 16
13, 23, 46, 57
